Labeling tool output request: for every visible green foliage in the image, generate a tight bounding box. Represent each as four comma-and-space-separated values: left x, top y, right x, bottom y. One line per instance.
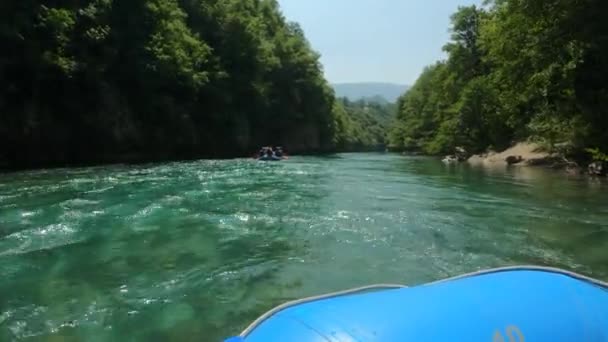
586, 148, 608, 163
332, 98, 396, 151
144, 0, 211, 88
38, 6, 77, 73
0, 0, 345, 167
390, 0, 608, 157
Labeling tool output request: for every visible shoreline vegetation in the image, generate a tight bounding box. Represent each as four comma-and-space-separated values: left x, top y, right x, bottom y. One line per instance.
388, 1, 608, 178
398, 141, 604, 177
0, 0, 389, 171
2, 0, 607, 179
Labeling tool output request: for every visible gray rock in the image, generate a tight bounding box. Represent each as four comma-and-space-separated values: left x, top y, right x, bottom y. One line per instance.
454, 146, 468, 161
588, 162, 606, 176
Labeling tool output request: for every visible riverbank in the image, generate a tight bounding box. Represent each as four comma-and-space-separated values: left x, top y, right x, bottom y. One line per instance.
467, 143, 554, 166
465, 142, 607, 177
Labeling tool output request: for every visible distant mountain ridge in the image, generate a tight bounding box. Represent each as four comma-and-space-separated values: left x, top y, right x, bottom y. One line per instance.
332, 82, 409, 103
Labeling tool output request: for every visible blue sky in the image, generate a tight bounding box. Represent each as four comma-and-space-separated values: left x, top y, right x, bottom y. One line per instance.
277, 0, 482, 85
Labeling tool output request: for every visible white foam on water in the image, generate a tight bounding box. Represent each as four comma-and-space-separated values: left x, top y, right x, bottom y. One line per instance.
0, 224, 79, 256
130, 203, 163, 221
84, 186, 114, 194
336, 211, 351, 219
0, 310, 11, 325
8, 320, 27, 338
60, 198, 101, 208
4, 305, 48, 339
36, 223, 74, 236
20, 210, 41, 218
253, 214, 278, 225
0, 194, 20, 203
68, 178, 96, 185
235, 213, 250, 222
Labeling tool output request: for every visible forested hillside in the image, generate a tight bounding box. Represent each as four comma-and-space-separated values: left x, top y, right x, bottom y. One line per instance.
0, 0, 374, 169
389, 0, 608, 160
333, 98, 396, 151
333, 83, 409, 103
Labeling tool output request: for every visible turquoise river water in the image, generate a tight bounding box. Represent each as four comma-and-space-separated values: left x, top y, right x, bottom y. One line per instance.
1, 153, 607, 341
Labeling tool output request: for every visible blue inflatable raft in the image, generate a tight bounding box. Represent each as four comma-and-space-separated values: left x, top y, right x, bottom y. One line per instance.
226, 266, 608, 342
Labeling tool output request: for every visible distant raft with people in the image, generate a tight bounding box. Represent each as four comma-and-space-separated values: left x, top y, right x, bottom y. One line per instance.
256, 146, 287, 161
225, 266, 608, 342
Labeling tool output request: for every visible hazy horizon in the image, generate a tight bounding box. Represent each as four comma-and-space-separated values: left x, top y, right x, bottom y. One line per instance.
277, 0, 483, 84
331, 81, 409, 86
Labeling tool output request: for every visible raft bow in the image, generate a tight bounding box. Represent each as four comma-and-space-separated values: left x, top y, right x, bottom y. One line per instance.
225, 266, 608, 341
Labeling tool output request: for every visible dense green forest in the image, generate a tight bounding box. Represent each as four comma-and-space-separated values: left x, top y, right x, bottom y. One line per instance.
389, 0, 608, 160
0, 0, 381, 169
333, 98, 396, 151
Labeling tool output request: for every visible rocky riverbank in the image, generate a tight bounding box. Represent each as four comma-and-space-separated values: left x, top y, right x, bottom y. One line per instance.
463, 142, 607, 177
467, 143, 556, 166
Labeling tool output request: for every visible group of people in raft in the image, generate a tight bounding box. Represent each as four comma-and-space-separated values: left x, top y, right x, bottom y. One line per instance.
257, 146, 286, 160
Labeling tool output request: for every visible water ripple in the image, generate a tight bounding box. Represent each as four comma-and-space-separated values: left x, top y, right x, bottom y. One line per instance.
0, 154, 607, 341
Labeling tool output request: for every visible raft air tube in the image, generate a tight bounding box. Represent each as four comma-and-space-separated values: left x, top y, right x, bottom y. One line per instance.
225, 266, 608, 342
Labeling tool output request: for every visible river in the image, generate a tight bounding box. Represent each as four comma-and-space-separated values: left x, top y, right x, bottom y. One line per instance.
1, 153, 607, 341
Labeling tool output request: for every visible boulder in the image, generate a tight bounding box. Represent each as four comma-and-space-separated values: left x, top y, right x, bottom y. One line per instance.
442, 155, 459, 164
505, 155, 523, 165
454, 146, 468, 161
588, 162, 607, 176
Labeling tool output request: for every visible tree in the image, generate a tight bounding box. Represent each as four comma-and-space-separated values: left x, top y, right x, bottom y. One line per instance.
390, 0, 608, 158
0, 0, 351, 168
